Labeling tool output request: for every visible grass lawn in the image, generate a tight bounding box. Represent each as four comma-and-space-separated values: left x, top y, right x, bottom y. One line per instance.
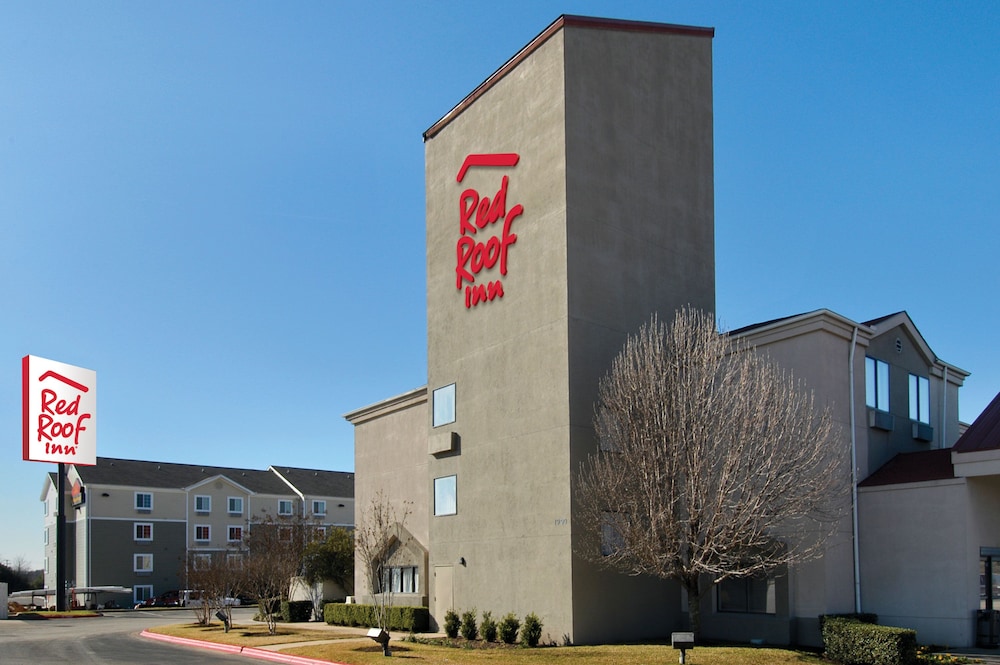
148, 622, 360, 648
148, 623, 828, 664
285, 640, 827, 665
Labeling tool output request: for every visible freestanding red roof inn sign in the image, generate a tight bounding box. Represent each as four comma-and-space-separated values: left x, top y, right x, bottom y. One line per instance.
22, 355, 97, 465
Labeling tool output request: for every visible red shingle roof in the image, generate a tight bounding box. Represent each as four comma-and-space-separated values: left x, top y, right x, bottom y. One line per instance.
859, 449, 956, 487
953, 391, 1000, 454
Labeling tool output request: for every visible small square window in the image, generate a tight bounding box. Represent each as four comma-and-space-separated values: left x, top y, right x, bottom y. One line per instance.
135, 492, 153, 511
226, 552, 243, 569
192, 553, 211, 570
433, 384, 456, 427
228, 525, 243, 542
134, 553, 154, 573
228, 497, 243, 515
135, 523, 153, 541
134, 585, 153, 605
195, 525, 211, 542
195, 495, 211, 513
312, 500, 326, 516
278, 500, 293, 516
434, 475, 457, 516
43, 527, 49, 545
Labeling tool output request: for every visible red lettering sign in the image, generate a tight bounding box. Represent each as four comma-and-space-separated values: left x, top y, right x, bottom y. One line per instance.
454, 153, 524, 308
22, 356, 97, 465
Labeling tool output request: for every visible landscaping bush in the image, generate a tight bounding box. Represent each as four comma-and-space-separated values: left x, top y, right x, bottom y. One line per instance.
460, 608, 478, 640
481, 611, 498, 643
281, 600, 314, 623
521, 612, 543, 647
822, 616, 917, 665
498, 612, 520, 644
443, 609, 460, 638
323, 603, 429, 632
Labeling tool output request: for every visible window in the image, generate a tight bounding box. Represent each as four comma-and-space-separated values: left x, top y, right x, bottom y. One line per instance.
228, 525, 243, 543
434, 475, 457, 516
192, 553, 211, 570
43, 527, 49, 545
135, 492, 153, 511
865, 357, 890, 411
433, 384, 456, 427
227, 497, 243, 515
314, 526, 327, 540
909, 374, 930, 424
312, 500, 326, 516
195, 495, 211, 513
227, 552, 243, 569
134, 585, 153, 605
134, 522, 153, 542
195, 525, 211, 542
134, 553, 154, 573
382, 566, 419, 594
43, 501, 48, 516
44, 558, 49, 574
278, 526, 292, 542
718, 576, 776, 614
278, 500, 293, 516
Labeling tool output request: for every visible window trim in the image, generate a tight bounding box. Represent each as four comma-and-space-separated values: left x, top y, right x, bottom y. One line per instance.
432, 383, 457, 427
278, 499, 294, 516
227, 525, 243, 543
434, 475, 457, 516
909, 374, 931, 424
135, 492, 153, 512
133, 553, 154, 573
134, 522, 153, 542
194, 524, 211, 542
194, 495, 212, 513
134, 584, 153, 605
312, 500, 327, 516
227, 496, 243, 515
865, 357, 890, 412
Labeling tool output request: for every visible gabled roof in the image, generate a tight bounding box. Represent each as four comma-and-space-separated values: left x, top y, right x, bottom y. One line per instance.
953, 391, 1000, 454
73, 457, 346, 496
859, 449, 956, 487
270, 466, 354, 499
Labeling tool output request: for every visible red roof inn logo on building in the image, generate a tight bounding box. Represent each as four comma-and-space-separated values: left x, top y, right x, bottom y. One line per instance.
455, 153, 524, 308
22, 355, 97, 465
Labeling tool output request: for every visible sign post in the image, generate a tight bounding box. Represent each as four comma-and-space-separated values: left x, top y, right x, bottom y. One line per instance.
22, 356, 97, 611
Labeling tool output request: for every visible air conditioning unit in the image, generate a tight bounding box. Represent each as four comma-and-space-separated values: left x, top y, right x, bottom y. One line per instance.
868, 409, 894, 432
912, 422, 934, 442
428, 430, 459, 456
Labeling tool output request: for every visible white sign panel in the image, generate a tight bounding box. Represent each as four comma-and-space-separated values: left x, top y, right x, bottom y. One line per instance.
22, 355, 97, 465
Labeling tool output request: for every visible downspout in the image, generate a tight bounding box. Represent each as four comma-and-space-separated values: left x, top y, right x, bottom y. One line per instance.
941, 366, 949, 448
849, 325, 862, 614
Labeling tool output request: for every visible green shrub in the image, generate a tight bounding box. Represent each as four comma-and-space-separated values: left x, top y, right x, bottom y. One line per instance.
822, 616, 917, 665
323, 603, 429, 632
280, 600, 314, 623
521, 612, 543, 647
481, 611, 497, 643
460, 608, 478, 640
443, 609, 460, 638
498, 612, 520, 644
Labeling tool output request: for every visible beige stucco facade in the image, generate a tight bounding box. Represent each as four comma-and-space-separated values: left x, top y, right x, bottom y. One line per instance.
348, 13, 989, 649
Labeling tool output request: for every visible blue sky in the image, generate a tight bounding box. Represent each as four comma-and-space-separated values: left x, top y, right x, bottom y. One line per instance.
1, 1, 997, 569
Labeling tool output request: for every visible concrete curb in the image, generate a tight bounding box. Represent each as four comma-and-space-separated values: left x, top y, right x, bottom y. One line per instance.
140, 629, 347, 665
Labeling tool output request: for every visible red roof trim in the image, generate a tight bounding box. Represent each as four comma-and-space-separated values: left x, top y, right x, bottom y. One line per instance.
423, 15, 714, 141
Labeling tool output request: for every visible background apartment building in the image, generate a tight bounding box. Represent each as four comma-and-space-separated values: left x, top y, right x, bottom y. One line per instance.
41, 457, 353, 607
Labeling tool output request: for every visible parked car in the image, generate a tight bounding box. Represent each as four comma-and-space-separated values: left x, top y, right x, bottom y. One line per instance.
180, 589, 241, 608
134, 590, 181, 609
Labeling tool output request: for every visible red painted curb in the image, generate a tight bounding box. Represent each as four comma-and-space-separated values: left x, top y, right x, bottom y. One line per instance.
140, 629, 348, 665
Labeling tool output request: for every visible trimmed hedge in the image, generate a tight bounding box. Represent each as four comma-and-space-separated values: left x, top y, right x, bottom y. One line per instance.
323, 602, 429, 632
821, 616, 917, 665
281, 600, 314, 623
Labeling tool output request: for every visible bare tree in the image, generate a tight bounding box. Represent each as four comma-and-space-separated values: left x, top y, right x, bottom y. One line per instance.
185, 549, 244, 629
354, 490, 412, 656
242, 511, 316, 635
576, 308, 847, 636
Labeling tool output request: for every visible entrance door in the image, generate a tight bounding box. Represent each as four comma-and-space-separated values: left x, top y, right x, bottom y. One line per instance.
434, 566, 454, 618
981, 554, 1000, 610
